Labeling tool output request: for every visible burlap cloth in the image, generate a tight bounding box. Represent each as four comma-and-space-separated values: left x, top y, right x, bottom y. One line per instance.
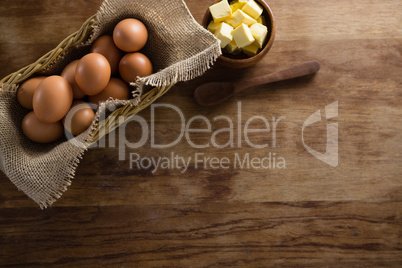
0, 0, 221, 208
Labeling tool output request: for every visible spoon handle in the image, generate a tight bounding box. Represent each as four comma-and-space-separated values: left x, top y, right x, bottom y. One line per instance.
234, 60, 321, 93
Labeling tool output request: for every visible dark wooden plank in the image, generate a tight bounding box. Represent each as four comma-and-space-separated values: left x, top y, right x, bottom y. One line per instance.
0, 201, 401, 267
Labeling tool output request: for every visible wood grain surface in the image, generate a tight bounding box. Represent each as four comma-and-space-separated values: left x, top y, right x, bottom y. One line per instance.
0, 0, 401, 267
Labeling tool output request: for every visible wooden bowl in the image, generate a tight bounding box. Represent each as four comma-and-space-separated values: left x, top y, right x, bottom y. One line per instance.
202, 0, 276, 68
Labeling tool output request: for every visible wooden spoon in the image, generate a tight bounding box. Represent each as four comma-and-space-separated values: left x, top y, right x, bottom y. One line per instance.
194, 60, 321, 106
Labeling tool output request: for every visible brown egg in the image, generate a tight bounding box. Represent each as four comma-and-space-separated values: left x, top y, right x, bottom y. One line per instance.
75, 53, 111, 96
88, 78, 130, 104
91, 35, 124, 75
17, 76, 46, 109
113, 18, 148, 52
61, 60, 86, 99
119, 52, 153, 83
63, 101, 95, 136
22, 111, 64, 143
33, 75, 73, 124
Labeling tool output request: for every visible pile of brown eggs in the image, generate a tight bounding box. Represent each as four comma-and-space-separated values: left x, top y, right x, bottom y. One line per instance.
17, 18, 153, 143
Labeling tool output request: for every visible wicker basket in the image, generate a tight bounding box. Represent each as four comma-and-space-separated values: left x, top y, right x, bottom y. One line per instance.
0, 0, 221, 208
0, 15, 175, 144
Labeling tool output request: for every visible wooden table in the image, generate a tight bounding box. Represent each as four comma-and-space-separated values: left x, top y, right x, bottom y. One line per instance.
1, 0, 401, 266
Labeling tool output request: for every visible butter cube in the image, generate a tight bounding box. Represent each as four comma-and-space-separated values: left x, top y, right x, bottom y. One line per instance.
242, 0, 263, 19
207, 20, 222, 33
250, 22, 268, 48
242, 43, 259, 57
209, 0, 232, 22
232, 23, 255, 48
227, 9, 257, 28
225, 40, 241, 54
214, 22, 234, 48
230, 0, 248, 12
